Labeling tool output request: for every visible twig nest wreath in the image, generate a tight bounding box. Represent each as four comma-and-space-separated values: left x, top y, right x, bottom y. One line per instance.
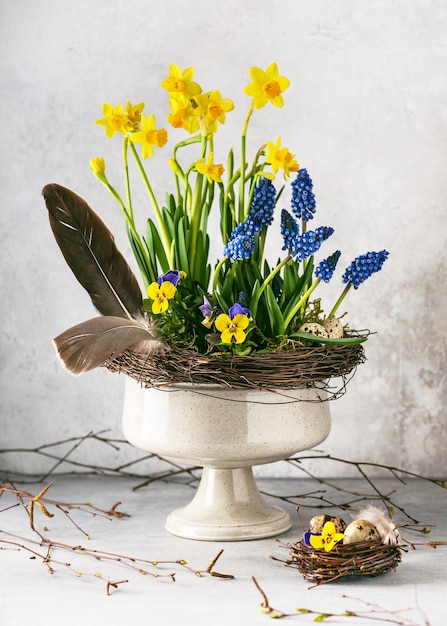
286, 507, 402, 585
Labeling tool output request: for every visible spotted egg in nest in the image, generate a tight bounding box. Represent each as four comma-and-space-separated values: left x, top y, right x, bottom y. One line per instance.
309, 514, 347, 534
298, 322, 329, 338
343, 519, 380, 544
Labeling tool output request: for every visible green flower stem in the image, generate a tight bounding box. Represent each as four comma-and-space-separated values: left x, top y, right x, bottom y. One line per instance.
328, 282, 352, 318
94, 169, 154, 284
173, 134, 202, 210
212, 256, 228, 295
258, 254, 292, 297
129, 142, 173, 267
283, 278, 321, 330
189, 132, 208, 277
238, 100, 254, 223
122, 138, 134, 222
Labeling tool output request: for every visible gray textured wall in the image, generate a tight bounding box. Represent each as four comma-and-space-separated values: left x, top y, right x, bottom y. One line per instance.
1, 0, 446, 476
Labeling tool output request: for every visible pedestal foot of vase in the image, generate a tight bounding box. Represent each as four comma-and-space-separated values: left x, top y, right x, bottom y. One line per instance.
122, 378, 331, 541
166, 467, 291, 541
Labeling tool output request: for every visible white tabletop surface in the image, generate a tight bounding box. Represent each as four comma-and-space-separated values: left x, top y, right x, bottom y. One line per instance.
0, 475, 445, 626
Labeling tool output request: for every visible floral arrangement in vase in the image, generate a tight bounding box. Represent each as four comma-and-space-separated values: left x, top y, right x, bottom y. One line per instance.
43, 63, 388, 386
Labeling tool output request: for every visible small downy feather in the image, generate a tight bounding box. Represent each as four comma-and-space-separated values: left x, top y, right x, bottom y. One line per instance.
53, 316, 164, 375
42, 183, 143, 319
354, 505, 400, 545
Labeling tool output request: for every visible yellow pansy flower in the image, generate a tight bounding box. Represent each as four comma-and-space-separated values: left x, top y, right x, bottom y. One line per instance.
161, 64, 202, 107
266, 137, 299, 179
194, 90, 234, 134
195, 153, 224, 183
147, 280, 176, 314
130, 114, 168, 159
244, 63, 290, 109
309, 521, 344, 552
215, 312, 249, 344
96, 103, 127, 138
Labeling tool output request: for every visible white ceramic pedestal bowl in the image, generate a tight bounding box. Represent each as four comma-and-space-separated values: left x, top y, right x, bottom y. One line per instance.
122, 377, 331, 541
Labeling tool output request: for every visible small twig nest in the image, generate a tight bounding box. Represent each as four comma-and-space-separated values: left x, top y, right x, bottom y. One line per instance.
286, 540, 402, 585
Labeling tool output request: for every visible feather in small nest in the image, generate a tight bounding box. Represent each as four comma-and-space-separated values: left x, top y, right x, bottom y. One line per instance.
54, 316, 165, 375
354, 505, 401, 545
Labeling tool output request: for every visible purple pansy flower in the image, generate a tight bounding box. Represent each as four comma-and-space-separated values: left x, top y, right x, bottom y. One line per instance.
157, 270, 184, 287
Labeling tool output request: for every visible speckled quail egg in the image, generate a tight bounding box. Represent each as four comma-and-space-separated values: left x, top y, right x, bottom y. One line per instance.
309, 514, 347, 534
323, 318, 344, 339
299, 323, 329, 338
342, 519, 380, 544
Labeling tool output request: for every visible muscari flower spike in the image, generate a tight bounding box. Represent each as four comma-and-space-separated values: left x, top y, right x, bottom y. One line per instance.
291, 168, 316, 222
281, 210, 334, 261
223, 232, 256, 262
224, 178, 276, 262
249, 177, 276, 228
315, 250, 341, 282
342, 250, 389, 289
280, 209, 300, 251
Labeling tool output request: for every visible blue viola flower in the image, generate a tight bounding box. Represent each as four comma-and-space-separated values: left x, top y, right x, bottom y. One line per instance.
157, 269, 184, 287
303, 531, 322, 547
342, 250, 389, 289
229, 302, 252, 320
291, 168, 316, 222
315, 250, 341, 283
199, 295, 214, 318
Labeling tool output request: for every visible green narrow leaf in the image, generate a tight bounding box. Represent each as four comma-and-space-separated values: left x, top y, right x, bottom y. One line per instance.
248, 279, 260, 318
288, 331, 368, 345
264, 285, 285, 337
214, 290, 230, 313
146, 219, 169, 273
174, 217, 190, 277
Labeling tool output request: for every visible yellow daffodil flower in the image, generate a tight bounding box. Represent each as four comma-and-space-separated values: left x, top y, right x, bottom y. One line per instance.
89, 156, 106, 176
215, 313, 249, 344
96, 103, 127, 138
194, 90, 234, 134
147, 280, 176, 314
266, 137, 300, 179
167, 96, 200, 134
244, 63, 290, 109
130, 114, 168, 159
309, 521, 344, 552
124, 100, 145, 132
161, 64, 202, 107
195, 153, 224, 183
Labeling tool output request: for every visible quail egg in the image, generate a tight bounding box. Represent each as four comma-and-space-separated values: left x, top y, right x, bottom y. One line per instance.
323, 318, 344, 339
299, 322, 329, 338
343, 519, 380, 544
309, 514, 347, 534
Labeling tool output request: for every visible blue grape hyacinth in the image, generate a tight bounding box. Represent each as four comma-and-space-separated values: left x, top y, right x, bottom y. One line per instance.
315, 250, 341, 282
224, 178, 276, 262
291, 168, 316, 222
342, 250, 389, 289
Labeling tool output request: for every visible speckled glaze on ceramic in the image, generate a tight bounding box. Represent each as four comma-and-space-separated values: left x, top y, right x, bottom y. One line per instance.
122, 377, 331, 541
